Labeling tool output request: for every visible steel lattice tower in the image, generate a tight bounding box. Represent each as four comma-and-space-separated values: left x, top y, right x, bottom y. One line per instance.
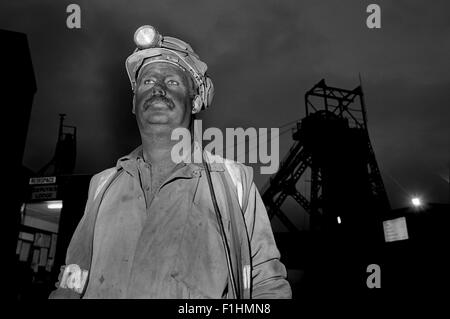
262, 79, 390, 235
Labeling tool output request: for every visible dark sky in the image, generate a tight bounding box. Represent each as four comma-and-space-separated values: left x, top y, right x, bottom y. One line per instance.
1, 0, 449, 222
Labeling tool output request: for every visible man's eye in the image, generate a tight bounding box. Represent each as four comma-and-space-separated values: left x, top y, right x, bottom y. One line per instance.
167, 80, 179, 86
144, 79, 155, 85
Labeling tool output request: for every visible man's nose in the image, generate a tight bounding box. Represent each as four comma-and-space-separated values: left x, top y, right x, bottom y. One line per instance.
151, 83, 166, 96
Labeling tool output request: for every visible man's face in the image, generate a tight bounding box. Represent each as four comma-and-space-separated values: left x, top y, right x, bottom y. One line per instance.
134, 62, 194, 133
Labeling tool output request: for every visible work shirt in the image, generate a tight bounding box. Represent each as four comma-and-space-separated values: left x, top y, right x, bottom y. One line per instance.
50, 145, 291, 299
84, 147, 228, 298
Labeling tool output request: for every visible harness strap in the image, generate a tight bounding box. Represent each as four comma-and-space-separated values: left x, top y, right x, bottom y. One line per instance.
63, 168, 124, 296
218, 170, 252, 299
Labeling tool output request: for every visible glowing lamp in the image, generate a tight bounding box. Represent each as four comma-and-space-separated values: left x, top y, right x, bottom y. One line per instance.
411, 197, 422, 207
134, 25, 161, 49
48, 201, 63, 210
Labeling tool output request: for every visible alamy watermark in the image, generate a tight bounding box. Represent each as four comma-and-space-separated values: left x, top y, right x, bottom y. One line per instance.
66, 4, 81, 29
171, 120, 279, 175
65, 4, 381, 31
366, 264, 381, 288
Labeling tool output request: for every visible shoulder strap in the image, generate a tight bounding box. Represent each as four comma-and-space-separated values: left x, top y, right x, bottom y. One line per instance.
203, 151, 245, 210
94, 168, 118, 201
217, 166, 251, 299
81, 167, 124, 296
223, 160, 244, 209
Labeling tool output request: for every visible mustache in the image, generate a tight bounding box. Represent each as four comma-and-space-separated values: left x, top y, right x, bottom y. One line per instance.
143, 95, 175, 110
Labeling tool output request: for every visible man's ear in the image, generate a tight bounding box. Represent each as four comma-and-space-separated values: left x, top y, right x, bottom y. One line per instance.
191, 95, 202, 114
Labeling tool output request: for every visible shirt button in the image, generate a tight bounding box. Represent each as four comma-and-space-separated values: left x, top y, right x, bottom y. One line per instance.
138, 195, 143, 200
145, 186, 150, 191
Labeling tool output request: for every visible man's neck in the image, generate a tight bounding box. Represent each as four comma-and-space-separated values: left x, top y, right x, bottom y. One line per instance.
140, 124, 195, 169
140, 130, 177, 167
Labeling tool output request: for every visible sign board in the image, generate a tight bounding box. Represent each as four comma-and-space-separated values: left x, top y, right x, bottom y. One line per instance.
383, 216, 409, 242
29, 176, 56, 185
31, 185, 58, 200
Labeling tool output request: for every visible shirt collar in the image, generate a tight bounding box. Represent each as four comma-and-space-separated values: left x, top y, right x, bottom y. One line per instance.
116, 142, 224, 177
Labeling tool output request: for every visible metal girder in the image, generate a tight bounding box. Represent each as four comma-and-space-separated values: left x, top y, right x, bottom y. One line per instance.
276, 148, 309, 186
307, 91, 356, 103
290, 190, 311, 213
290, 154, 312, 182
273, 192, 288, 211
270, 143, 304, 186
366, 141, 391, 210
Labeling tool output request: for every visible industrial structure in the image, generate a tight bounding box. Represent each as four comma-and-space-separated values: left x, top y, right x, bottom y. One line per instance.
38, 114, 77, 176
263, 79, 390, 233
14, 111, 88, 299
263, 79, 392, 291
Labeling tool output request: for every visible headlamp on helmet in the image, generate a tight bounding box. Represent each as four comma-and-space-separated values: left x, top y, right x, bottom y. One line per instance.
134, 25, 162, 49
